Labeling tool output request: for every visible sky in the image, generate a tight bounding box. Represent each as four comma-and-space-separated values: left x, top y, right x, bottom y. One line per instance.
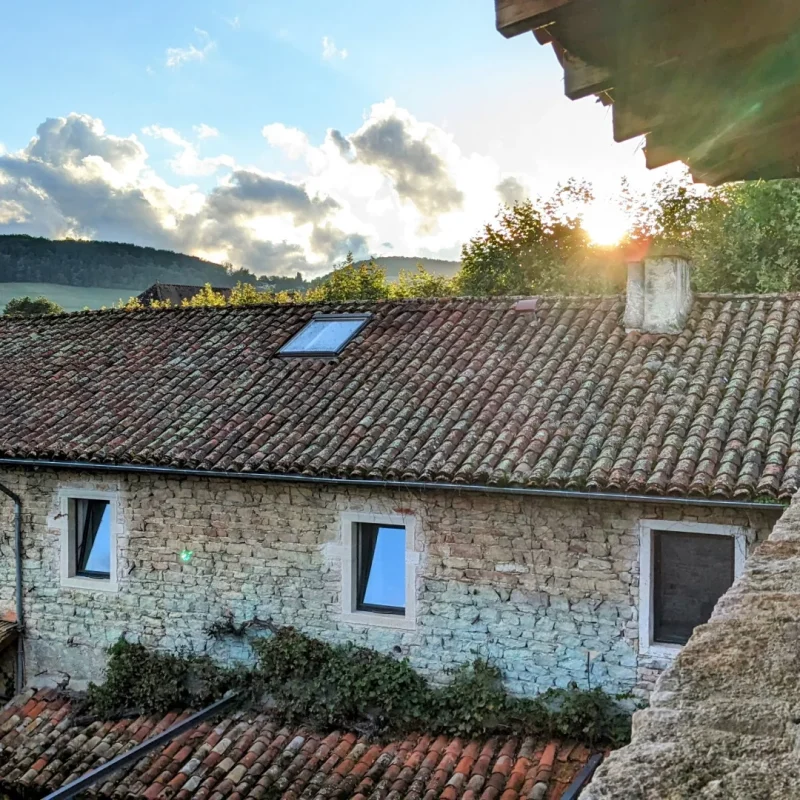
0, 0, 676, 277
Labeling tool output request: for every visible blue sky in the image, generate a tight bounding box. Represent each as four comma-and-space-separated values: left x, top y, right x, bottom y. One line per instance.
0, 1, 667, 276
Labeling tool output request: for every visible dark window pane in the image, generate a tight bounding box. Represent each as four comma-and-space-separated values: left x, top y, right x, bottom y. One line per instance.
74, 499, 111, 578
356, 524, 405, 614
653, 531, 734, 645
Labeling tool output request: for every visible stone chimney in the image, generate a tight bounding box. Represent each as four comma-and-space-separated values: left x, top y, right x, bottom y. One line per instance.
624, 249, 692, 333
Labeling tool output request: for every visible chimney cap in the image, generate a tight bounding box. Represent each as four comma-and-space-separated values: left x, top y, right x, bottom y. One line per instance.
513, 298, 539, 312
644, 242, 691, 261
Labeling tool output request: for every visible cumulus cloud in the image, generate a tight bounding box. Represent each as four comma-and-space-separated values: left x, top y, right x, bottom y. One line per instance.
193, 123, 219, 140
142, 124, 234, 176
0, 113, 367, 275
496, 175, 528, 206
0, 102, 525, 276
166, 29, 216, 68
321, 36, 347, 61
347, 116, 464, 220
262, 123, 310, 160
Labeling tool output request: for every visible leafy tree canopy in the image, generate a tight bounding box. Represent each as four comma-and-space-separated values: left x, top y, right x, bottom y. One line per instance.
3, 295, 64, 317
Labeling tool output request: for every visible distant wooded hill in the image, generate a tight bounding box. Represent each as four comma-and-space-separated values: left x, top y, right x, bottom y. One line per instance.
0, 236, 461, 291
0, 235, 255, 289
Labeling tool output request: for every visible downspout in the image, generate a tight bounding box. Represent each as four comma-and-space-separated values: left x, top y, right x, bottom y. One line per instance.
0, 481, 23, 695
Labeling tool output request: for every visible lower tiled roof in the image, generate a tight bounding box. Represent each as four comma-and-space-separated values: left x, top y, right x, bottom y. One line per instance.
0, 689, 602, 799
3, 293, 800, 499
0, 621, 16, 655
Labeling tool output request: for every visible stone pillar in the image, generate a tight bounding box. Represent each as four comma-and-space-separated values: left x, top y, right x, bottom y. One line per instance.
624, 250, 692, 334
624, 261, 645, 330
643, 253, 692, 334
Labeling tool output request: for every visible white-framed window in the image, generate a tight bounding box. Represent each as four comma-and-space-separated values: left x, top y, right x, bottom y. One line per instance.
339, 511, 418, 630
638, 519, 749, 657
55, 489, 120, 592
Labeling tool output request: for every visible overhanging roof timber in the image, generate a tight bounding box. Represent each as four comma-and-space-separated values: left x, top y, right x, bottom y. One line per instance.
496, 0, 800, 183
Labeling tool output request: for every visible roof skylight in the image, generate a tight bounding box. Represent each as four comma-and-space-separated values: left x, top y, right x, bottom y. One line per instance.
278, 313, 370, 357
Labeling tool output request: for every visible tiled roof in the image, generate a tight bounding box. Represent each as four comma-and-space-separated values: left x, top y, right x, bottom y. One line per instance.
138, 282, 233, 306
0, 621, 16, 655
136, 283, 233, 305
1, 294, 800, 499
0, 689, 602, 799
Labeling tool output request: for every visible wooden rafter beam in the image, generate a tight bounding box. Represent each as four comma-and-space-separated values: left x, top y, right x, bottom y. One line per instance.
495, 0, 574, 38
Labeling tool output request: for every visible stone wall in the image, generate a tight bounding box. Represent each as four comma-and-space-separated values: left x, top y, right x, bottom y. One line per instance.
584, 497, 800, 799
0, 467, 781, 696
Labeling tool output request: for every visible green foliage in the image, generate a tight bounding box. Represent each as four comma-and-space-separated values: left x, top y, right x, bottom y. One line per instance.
307, 254, 390, 302
254, 628, 429, 735
84, 639, 247, 718
3, 294, 64, 317
86, 630, 632, 745
254, 628, 630, 743
119, 258, 460, 309
459, 181, 620, 297
389, 265, 459, 299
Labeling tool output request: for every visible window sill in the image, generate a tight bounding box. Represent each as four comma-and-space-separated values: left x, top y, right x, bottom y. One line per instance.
60, 576, 118, 593
341, 611, 416, 631
640, 642, 682, 658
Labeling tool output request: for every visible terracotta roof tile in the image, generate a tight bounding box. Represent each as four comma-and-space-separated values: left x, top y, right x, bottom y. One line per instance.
1, 294, 797, 498
0, 690, 603, 800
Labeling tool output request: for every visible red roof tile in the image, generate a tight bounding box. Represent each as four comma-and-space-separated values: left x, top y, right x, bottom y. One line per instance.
0, 690, 603, 799
0, 294, 798, 499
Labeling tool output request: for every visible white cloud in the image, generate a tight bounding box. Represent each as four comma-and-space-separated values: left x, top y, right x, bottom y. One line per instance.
225, 15, 240, 29
321, 36, 347, 61
142, 124, 233, 177
262, 123, 310, 160
0, 113, 369, 276
193, 123, 220, 140
261, 100, 506, 254
165, 29, 216, 68
0, 102, 543, 277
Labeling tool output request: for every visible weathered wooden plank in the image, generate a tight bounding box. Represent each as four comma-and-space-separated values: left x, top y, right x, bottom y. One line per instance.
562, 49, 612, 100
613, 104, 651, 142
643, 140, 680, 170
495, 0, 573, 38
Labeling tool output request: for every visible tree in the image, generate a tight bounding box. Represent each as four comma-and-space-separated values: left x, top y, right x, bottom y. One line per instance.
3, 295, 64, 317
459, 180, 616, 296
389, 265, 458, 299
622, 175, 800, 293
307, 254, 390, 302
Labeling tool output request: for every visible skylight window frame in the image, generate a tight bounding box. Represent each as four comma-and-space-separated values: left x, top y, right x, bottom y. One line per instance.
278, 312, 371, 358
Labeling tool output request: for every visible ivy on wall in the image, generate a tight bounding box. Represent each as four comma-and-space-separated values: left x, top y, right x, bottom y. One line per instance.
84, 627, 634, 746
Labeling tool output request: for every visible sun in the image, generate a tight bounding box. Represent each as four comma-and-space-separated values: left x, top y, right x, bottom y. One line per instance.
581, 202, 631, 246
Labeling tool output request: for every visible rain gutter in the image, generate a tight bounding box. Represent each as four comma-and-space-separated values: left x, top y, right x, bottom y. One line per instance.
0, 480, 24, 694
0, 458, 786, 511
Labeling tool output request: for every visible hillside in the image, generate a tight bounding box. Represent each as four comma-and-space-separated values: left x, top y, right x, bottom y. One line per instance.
0, 283, 140, 313
0, 235, 255, 289
355, 256, 460, 280
0, 237, 461, 296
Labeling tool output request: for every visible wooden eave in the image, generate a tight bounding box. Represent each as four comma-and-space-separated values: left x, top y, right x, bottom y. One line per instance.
496, 0, 800, 184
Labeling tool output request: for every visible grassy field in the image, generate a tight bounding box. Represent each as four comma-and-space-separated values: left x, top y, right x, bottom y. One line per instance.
0, 283, 144, 313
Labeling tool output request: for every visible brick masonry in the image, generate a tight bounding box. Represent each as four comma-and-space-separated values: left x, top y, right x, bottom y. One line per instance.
0, 467, 782, 696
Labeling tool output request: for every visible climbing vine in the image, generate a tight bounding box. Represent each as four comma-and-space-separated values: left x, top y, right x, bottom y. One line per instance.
84, 627, 634, 745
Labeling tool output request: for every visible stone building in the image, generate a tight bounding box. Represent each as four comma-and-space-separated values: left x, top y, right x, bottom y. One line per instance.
0, 255, 794, 699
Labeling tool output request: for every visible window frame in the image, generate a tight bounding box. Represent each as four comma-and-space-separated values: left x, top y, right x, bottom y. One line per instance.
638, 519, 749, 657
71, 497, 113, 580
355, 522, 407, 616
56, 488, 120, 592
278, 313, 371, 358
339, 511, 418, 630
